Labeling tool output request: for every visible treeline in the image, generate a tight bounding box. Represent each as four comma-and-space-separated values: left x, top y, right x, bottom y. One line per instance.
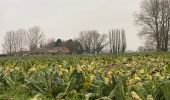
2, 26, 127, 55
2, 26, 45, 54
42, 38, 83, 54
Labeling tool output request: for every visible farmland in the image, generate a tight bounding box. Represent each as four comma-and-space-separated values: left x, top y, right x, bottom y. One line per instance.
0, 53, 170, 100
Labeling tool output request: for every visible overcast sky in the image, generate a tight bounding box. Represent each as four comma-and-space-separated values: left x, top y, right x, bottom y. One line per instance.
0, 0, 142, 53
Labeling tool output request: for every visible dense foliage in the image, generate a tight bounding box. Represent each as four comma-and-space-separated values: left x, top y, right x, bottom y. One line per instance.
0, 53, 170, 100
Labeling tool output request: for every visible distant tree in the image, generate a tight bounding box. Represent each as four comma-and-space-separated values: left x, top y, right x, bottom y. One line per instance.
39, 34, 46, 48
54, 39, 64, 47
65, 39, 83, 54
138, 36, 156, 52
121, 29, 127, 53
2, 31, 15, 54
109, 29, 127, 54
43, 38, 55, 48
78, 30, 107, 54
137, 46, 145, 52
94, 34, 107, 54
135, 0, 170, 51
14, 29, 27, 51
26, 26, 45, 51
78, 31, 91, 53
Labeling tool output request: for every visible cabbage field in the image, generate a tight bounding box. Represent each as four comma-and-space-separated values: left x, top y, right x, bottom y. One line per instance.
0, 53, 170, 100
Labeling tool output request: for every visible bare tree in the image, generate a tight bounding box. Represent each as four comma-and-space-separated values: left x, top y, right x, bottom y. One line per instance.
39, 33, 46, 48
79, 31, 91, 53
95, 34, 107, 54
26, 26, 45, 51
89, 30, 100, 53
109, 29, 127, 54
78, 30, 107, 54
43, 38, 55, 48
121, 29, 127, 53
14, 29, 27, 51
89, 30, 107, 53
2, 31, 15, 54
136, 0, 170, 51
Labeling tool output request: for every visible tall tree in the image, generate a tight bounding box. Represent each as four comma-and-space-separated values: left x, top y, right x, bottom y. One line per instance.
95, 34, 107, 54
121, 29, 127, 53
26, 26, 45, 51
78, 30, 107, 54
109, 29, 127, 54
136, 0, 170, 51
79, 31, 91, 53
15, 29, 27, 51
2, 31, 15, 54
